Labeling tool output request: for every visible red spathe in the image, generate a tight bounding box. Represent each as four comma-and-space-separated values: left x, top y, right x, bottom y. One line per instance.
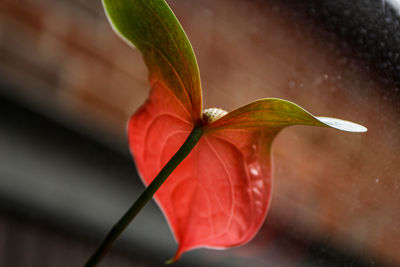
129, 82, 275, 260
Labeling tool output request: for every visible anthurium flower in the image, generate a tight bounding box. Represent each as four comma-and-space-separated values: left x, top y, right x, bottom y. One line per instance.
103, 0, 366, 262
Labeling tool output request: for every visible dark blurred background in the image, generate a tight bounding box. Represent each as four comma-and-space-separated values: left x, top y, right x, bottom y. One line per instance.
0, 0, 399, 266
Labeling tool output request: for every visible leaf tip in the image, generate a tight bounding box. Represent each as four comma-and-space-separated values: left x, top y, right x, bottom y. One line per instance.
317, 117, 367, 132
165, 252, 181, 264
165, 258, 176, 265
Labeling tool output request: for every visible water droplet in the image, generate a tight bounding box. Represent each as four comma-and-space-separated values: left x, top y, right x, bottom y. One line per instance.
360, 28, 367, 35
250, 168, 259, 176
375, 178, 380, 184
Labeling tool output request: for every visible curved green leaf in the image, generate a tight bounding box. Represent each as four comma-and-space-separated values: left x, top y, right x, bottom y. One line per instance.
102, 0, 203, 121
205, 98, 367, 132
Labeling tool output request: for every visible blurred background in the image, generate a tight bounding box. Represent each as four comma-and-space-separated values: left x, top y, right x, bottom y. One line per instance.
0, 0, 399, 266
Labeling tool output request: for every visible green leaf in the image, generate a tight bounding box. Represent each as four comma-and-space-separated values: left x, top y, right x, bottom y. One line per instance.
102, 0, 203, 121
205, 98, 367, 132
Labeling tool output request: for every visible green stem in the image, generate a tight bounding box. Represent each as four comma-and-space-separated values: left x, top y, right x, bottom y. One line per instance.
84, 126, 204, 267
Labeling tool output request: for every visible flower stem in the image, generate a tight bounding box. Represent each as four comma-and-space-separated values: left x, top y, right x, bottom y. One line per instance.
84, 126, 204, 267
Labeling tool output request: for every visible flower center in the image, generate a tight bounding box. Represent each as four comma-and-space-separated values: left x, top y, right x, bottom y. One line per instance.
202, 108, 228, 123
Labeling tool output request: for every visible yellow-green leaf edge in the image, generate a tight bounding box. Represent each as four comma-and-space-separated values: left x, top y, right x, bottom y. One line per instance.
103, 0, 202, 121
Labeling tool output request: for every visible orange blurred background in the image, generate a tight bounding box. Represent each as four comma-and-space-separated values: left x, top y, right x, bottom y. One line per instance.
0, 0, 399, 266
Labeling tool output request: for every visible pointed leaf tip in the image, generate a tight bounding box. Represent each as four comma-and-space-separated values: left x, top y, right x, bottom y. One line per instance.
317, 117, 367, 132
165, 258, 177, 265
205, 98, 367, 134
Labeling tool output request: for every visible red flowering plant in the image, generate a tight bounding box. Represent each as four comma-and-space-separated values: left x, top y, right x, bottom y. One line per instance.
85, 0, 366, 266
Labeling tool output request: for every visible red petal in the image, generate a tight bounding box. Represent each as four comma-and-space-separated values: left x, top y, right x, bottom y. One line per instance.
129, 83, 276, 260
